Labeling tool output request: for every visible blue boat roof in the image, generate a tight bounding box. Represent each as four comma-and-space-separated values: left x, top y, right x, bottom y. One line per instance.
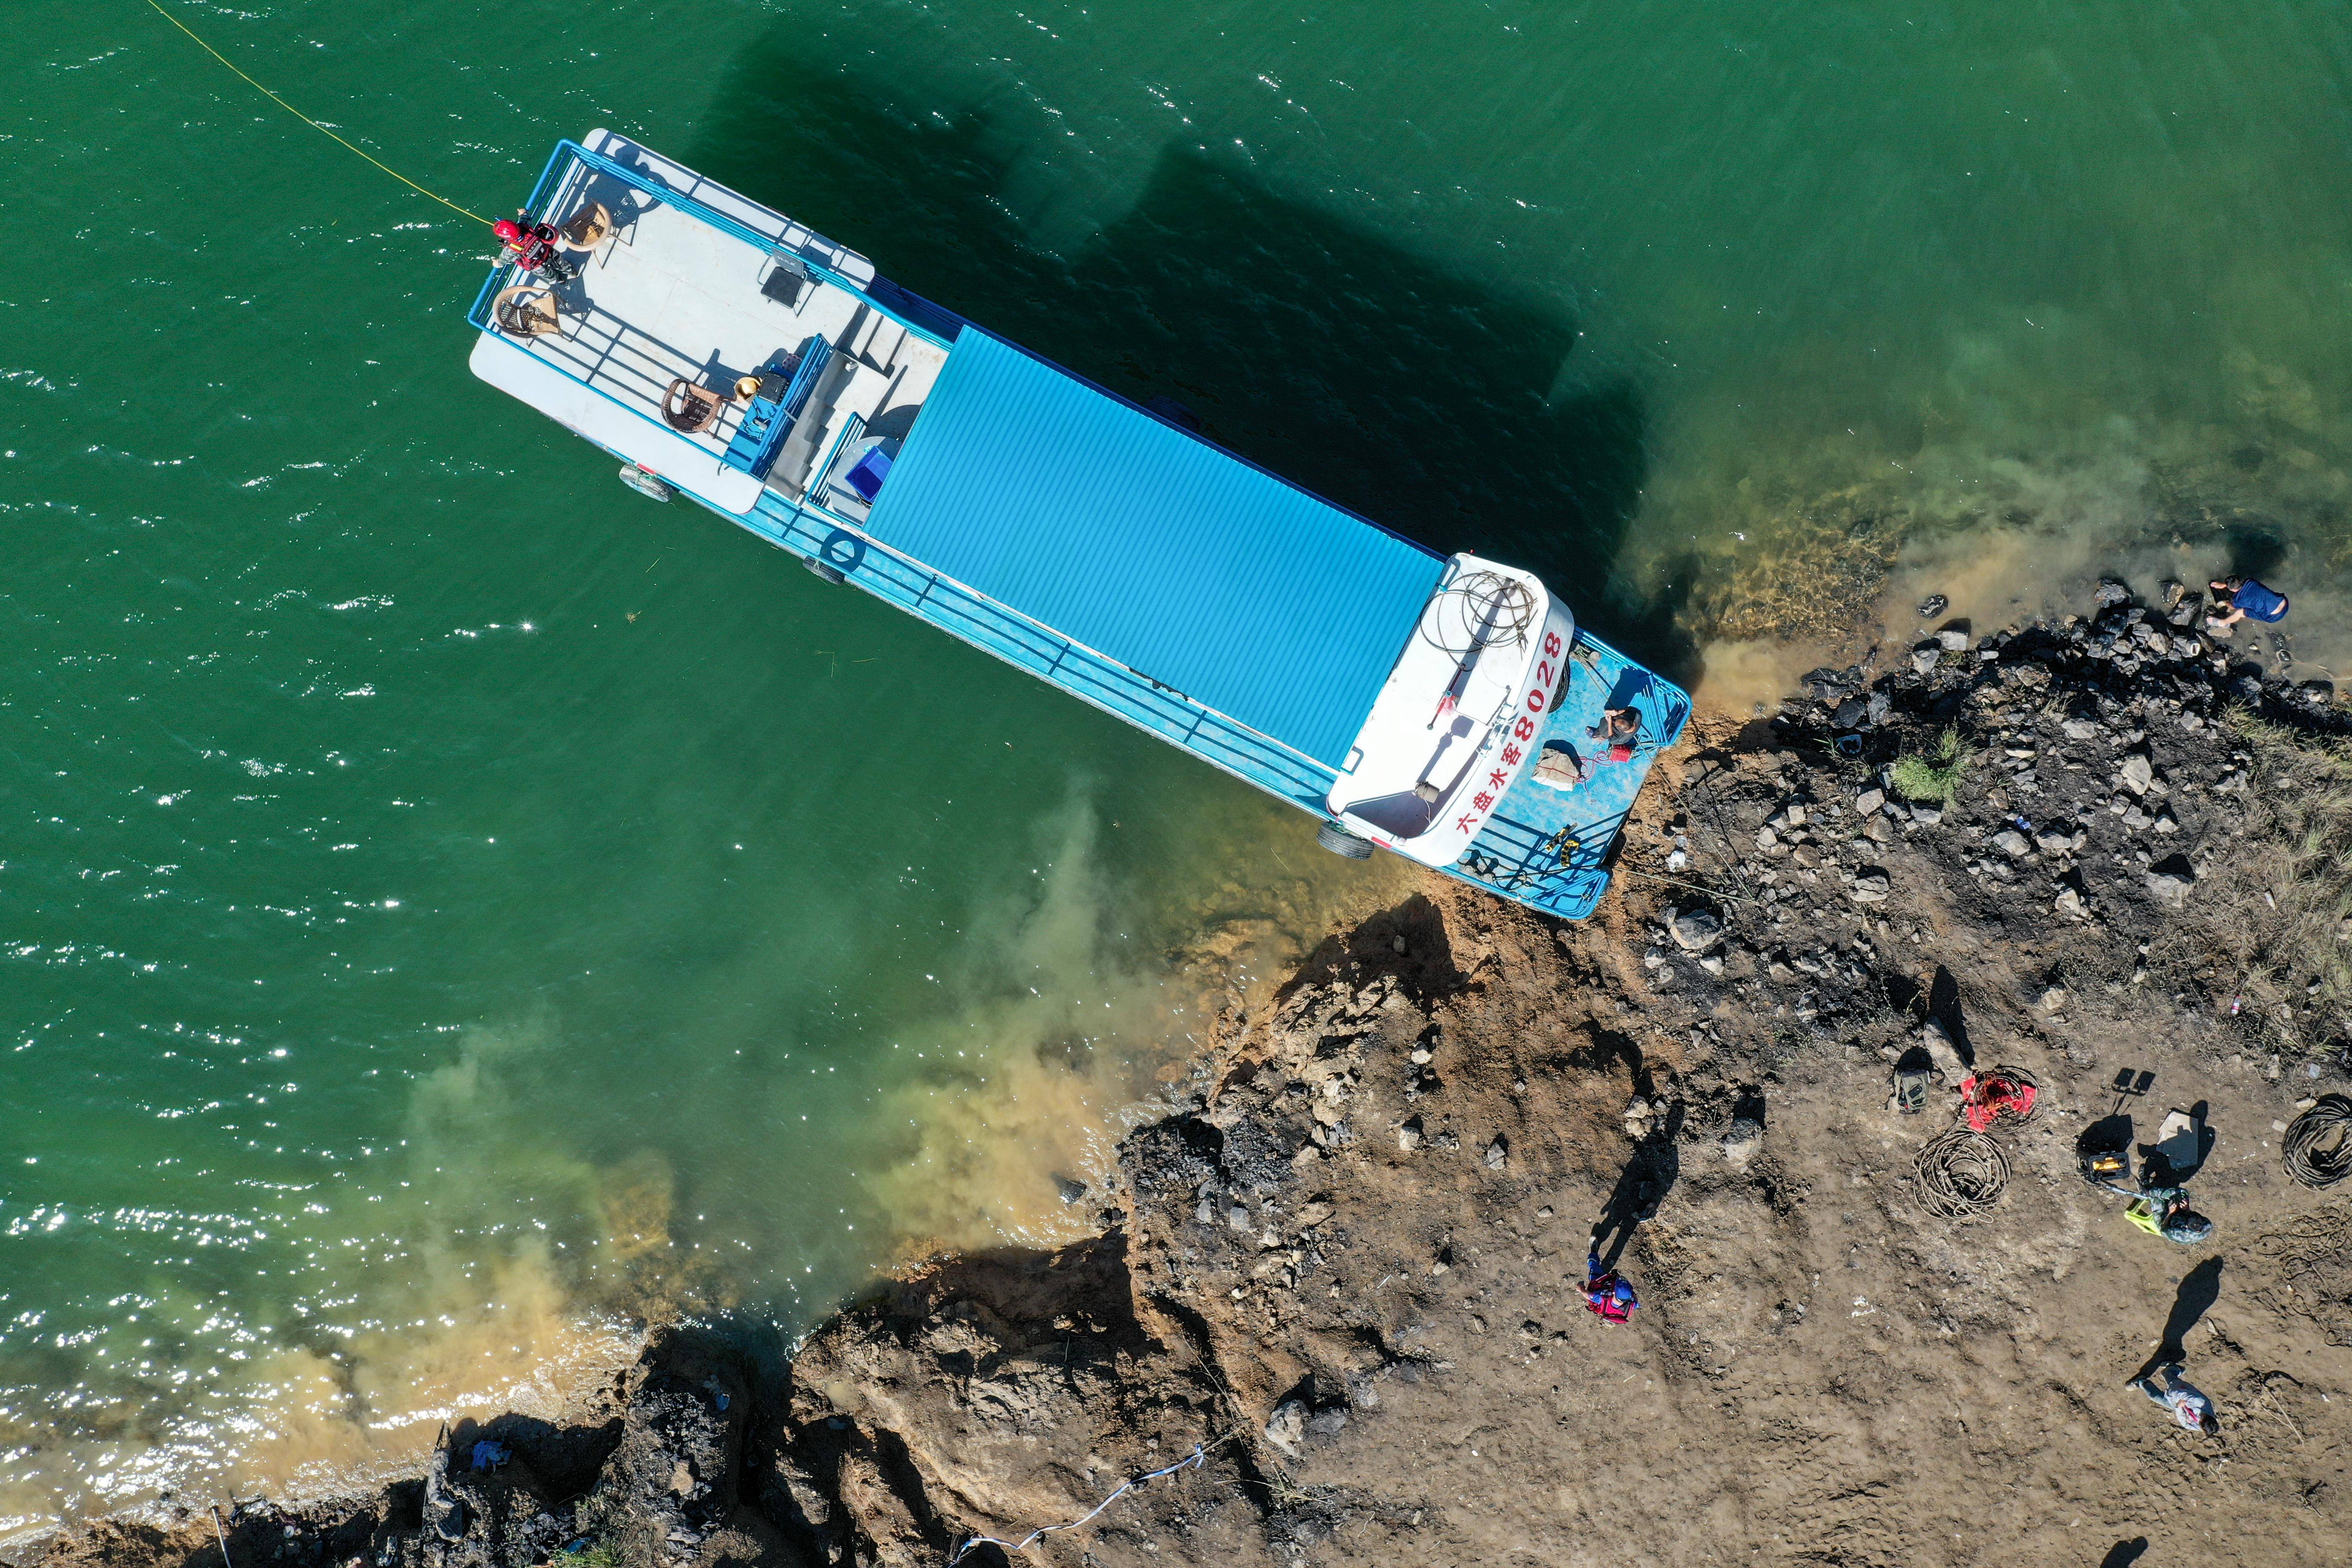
860, 331, 1446, 767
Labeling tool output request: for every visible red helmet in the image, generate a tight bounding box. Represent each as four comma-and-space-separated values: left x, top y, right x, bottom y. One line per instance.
494, 219, 524, 243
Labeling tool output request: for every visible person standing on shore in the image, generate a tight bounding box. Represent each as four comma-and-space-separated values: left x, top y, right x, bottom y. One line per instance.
2206, 576, 2288, 637
1582, 1251, 1640, 1324
2131, 1362, 2218, 1435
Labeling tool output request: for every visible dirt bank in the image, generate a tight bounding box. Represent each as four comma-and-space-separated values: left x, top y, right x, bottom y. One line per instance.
20, 582, 2352, 1568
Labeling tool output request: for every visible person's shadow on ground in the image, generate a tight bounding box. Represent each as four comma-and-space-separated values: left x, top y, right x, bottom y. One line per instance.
2128, 1256, 2225, 1385
1590, 1101, 1685, 1269
2099, 1539, 2149, 1568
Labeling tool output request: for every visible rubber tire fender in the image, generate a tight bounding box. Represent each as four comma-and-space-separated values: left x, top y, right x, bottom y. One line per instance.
1315, 819, 1375, 860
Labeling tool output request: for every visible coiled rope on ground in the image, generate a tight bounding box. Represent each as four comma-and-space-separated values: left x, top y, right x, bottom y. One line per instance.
2284, 1093, 2352, 1189
1915, 1129, 2011, 1218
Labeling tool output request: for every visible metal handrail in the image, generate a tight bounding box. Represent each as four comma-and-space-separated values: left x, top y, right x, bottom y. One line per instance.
552, 141, 954, 351
740, 492, 1342, 803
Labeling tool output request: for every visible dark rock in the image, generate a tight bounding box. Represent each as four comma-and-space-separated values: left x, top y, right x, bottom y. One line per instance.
1800, 667, 1855, 702
1917, 594, 1949, 618
597, 1330, 752, 1565
1305, 1406, 1350, 1439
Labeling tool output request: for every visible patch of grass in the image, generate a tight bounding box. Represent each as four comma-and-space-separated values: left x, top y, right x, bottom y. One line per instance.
1888, 727, 1967, 805
561, 1538, 625, 1568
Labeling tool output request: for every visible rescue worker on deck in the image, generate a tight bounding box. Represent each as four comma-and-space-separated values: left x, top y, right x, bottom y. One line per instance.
495, 212, 577, 282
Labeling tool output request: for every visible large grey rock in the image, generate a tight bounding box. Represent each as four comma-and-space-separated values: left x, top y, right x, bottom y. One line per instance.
1936, 628, 1971, 652
1918, 1018, 1965, 1075
2148, 867, 2195, 909
1991, 829, 2030, 858
1850, 870, 1891, 903
2120, 753, 2154, 795
424, 1448, 466, 1542
1265, 1399, 1308, 1458
1670, 907, 1724, 951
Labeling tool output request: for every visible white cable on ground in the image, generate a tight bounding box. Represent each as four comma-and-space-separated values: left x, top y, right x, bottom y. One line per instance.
947, 1439, 1220, 1564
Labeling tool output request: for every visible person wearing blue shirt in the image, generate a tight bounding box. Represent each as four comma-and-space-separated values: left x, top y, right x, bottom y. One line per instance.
2206, 576, 2288, 637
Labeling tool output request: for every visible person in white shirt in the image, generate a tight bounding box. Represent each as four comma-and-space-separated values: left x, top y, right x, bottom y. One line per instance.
2131, 1363, 2217, 1434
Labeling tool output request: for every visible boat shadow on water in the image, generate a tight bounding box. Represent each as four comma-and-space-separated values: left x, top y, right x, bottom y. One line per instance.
686, 40, 1700, 685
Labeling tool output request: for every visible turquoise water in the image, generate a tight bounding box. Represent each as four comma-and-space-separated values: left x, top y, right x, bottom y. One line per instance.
6, 0, 2352, 1527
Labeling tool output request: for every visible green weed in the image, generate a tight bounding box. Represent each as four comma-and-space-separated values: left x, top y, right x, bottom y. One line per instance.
1888, 728, 1967, 804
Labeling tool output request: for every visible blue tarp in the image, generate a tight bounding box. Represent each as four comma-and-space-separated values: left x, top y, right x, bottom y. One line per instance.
860, 331, 1445, 767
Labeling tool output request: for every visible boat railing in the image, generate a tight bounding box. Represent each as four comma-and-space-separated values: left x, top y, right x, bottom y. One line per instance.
740, 492, 1342, 813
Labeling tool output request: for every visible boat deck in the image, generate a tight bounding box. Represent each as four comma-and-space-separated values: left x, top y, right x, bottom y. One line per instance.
1455, 640, 1689, 916
473, 133, 948, 516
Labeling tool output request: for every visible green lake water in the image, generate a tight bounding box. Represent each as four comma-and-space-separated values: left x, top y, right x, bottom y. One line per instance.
6, 0, 2352, 1527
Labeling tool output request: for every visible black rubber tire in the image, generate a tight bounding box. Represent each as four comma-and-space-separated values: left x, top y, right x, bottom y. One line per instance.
1315, 820, 1375, 860
802, 556, 847, 585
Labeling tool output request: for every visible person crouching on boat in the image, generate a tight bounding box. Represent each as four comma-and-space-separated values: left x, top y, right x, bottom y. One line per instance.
495, 214, 577, 283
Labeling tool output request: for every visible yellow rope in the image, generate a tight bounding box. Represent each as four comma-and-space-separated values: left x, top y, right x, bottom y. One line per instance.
138, 0, 495, 227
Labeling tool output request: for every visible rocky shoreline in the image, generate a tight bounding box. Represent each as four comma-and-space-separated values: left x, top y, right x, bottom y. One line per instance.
21, 579, 2352, 1568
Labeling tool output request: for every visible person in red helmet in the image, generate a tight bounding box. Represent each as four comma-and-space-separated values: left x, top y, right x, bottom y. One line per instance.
494, 213, 576, 282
